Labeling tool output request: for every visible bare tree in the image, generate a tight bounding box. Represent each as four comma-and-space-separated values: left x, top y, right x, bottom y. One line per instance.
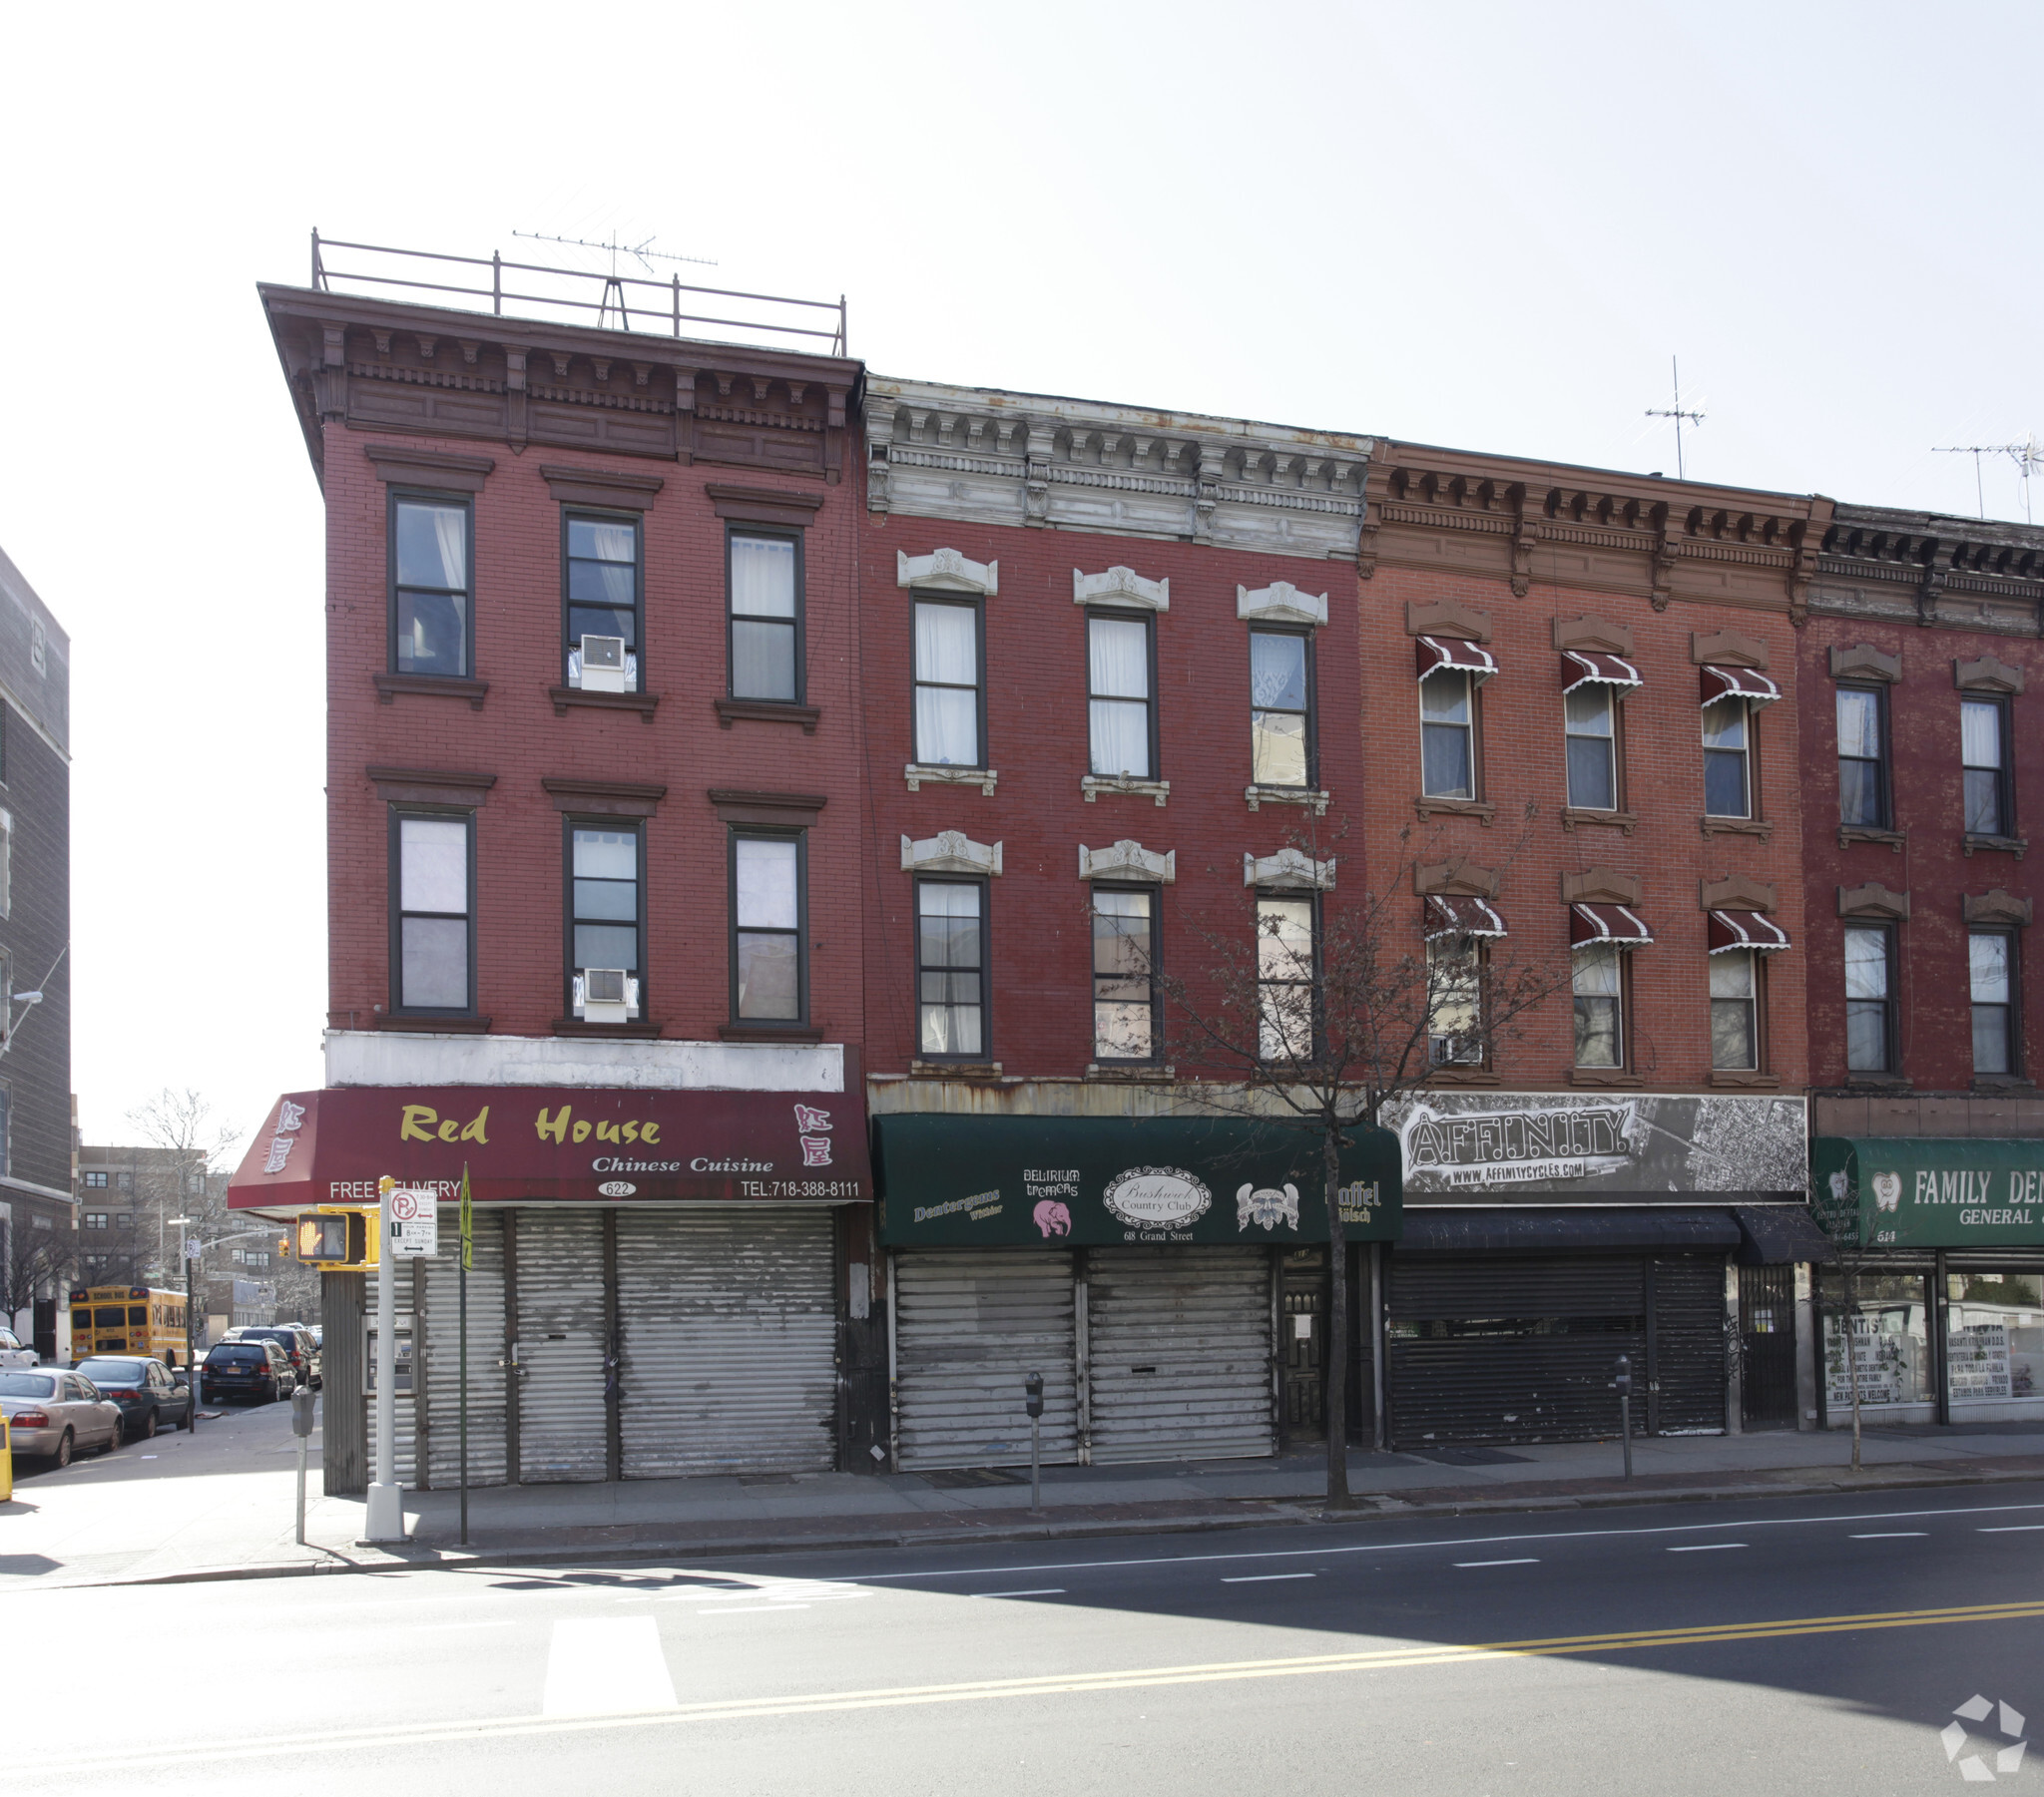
1810, 1167, 1871, 1474
125, 1089, 247, 1325
1149, 813, 1572, 1508
2, 1214, 74, 1322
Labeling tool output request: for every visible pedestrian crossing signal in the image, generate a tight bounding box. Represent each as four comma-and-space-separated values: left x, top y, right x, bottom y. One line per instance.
296, 1212, 368, 1264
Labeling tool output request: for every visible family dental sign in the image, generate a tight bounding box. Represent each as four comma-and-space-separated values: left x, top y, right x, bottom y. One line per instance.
1813, 1137, 2044, 1249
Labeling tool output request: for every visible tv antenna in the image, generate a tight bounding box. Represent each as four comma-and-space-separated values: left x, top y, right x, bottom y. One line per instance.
512, 229, 719, 330
1932, 437, 2043, 524
1644, 355, 1706, 480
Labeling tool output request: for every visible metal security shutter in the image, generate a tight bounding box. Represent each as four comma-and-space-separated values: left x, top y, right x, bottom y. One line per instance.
1087, 1247, 1274, 1463
1650, 1254, 1728, 1436
365, 1257, 417, 1487
1386, 1255, 1645, 1449
514, 1208, 607, 1483
618, 1207, 836, 1478
419, 1209, 510, 1489
894, 1250, 1077, 1470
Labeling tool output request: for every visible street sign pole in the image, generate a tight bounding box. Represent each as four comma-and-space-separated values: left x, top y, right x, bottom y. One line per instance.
290, 1385, 315, 1545
364, 1176, 404, 1543
459, 1163, 472, 1548
184, 1228, 201, 1435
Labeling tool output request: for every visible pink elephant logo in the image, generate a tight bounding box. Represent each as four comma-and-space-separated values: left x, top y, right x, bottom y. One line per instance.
1033, 1200, 1073, 1239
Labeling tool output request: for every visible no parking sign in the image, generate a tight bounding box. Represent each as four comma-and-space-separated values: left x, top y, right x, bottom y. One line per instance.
388, 1187, 440, 1258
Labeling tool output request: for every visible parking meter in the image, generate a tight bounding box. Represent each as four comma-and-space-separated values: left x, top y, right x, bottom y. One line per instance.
1024, 1371, 1044, 1418
1024, 1372, 1044, 1513
290, 1387, 316, 1437
1613, 1355, 1632, 1398
1613, 1354, 1634, 1480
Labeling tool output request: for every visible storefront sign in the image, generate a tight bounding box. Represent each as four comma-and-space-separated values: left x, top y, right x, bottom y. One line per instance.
227, 1087, 872, 1210
874, 1114, 1400, 1246
1812, 1137, 2044, 1249
1382, 1092, 1807, 1201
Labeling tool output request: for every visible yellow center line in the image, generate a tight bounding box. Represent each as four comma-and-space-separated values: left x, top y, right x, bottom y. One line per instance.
41, 1597, 2044, 1774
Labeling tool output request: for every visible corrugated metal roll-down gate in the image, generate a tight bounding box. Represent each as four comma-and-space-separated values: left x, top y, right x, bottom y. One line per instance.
514, 1208, 610, 1483
418, 1208, 509, 1488
1385, 1253, 1727, 1450
1086, 1247, 1274, 1463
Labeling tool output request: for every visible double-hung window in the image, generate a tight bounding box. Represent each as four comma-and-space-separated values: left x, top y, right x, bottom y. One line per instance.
390, 495, 472, 677
567, 824, 642, 1020
1710, 949, 1759, 1071
1420, 671, 1474, 798
1564, 685, 1618, 810
1249, 630, 1312, 788
729, 532, 802, 702
1836, 687, 1887, 828
1702, 697, 1752, 818
917, 880, 986, 1058
1843, 925, 1895, 1074
1087, 613, 1154, 779
1572, 944, 1625, 1069
1256, 895, 1316, 1062
391, 812, 473, 1014
913, 599, 982, 766
1970, 931, 2017, 1075
564, 514, 641, 691
1427, 935, 1482, 1066
731, 835, 804, 1023
1092, 887, 1159, 1062
1962, 699, 2012, 837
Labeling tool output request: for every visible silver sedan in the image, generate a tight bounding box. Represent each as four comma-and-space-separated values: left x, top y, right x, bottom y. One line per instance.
0, 1369, 122, 1466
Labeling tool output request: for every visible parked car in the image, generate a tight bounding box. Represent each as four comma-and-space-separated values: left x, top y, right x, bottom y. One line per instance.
226, 1325, 321, 1390
0, 1325, 37, 1369
0, 1368, 122, 1466
199, 1340, 295, 1405
73, 1356, 194, 1441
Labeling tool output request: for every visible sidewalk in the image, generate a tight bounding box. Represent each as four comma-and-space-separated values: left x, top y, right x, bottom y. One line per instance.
7, 1415, 2043, 1592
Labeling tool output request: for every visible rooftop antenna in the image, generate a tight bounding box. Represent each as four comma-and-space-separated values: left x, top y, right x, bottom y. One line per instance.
512, 229, 718, 330
1934, 437, 2043, 524
1644, 355, 1706, 481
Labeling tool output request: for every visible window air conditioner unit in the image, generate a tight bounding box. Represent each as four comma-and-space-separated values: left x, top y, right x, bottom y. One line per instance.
580, 634, 628, 693
582, 967, 631, 1023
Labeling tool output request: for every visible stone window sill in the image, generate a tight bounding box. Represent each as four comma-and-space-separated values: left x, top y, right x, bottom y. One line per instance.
1413, 794, 1495, 825
1839, 825, 1906, 853
906, 763, 998, 795
1971, 1075, 2037, 1092
1963, 834, 2028, 860
547, 686, 660, 722
374, 672, 488, 710
1702, 816, 1774, 842
1563, 807, 1640, 835
1082, 775, 1170, 807
551, 1018, 664, 1038
910, 1060, 1004, 1079
1086, 1063, 1175, 1082
1570, 1068, 1644, 1088
716, 696, 819, 733
374, 1014, 492, 1034
1708, 1070, 1781, 1089
719, 1023, 824, 1044
1426, 1066, 1499, 1086
1246, 785, 1330, 815
1842, 1074, 1912, 1090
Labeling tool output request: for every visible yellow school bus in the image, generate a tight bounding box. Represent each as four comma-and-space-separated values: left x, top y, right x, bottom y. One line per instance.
68, 1287, 189, 1365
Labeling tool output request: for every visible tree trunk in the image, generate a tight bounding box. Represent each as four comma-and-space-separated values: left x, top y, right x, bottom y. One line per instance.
1322, 1123, 1350, 1509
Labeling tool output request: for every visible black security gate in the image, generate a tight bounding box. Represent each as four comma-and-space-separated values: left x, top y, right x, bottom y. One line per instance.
1739, 1264, 1797, 1430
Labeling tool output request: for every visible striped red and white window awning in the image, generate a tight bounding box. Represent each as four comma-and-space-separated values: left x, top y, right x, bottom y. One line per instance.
1415, 635, 1498, 684
1424, 894, 1507, 940
1562, 649, 1643, 695
1699, 665, 1781, 708
1570, 902, 1654, 947
1707, 909, 1790, 954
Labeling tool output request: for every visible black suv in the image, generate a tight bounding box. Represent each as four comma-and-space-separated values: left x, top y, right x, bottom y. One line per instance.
229, 1326, 321, 1391
200, 1340, 295, 1404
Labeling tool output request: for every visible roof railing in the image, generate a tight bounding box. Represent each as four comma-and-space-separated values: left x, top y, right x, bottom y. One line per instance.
308, 229, 847, 356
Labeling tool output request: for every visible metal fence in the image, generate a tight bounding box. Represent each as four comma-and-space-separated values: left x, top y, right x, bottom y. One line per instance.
308, 229, 847, 355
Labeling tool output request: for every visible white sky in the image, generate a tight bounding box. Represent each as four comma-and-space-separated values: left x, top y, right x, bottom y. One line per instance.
2, 0, 2038, 1151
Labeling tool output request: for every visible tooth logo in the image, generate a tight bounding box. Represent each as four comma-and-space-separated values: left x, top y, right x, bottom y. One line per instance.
1941, 1695, 2026, 1781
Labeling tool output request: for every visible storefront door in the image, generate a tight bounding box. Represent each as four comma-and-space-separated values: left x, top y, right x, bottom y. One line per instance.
1279, 1249, 1326, 1447
1739, 1264, 1796, 1430
513, 1209, 609, 1483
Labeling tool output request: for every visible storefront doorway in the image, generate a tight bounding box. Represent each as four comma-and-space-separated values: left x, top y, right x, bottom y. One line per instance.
1738, 1264, 1797, 1429
1279, 1249, 1326, 1448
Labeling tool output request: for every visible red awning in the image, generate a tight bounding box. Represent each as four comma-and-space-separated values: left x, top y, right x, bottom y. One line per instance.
1570, 902, 1654, 947
1708, 909, 1790, 954
1416, 635, 1497, 684
226, 1086, 872, 1211
1699, 665, 1781, 707
1424, 894, 1507, 939
1562, 650, 1642, 695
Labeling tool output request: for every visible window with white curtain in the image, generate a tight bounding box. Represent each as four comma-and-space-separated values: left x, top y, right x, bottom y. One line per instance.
732, 835, 803, 1021
1088, 613, 1153, 779
1250, 630, 1311, 787
565, 514, 641, 689
1710, 949, 1759, 1071
1702, 697, 1752, 818
1970, 931, 2016, 1075
729, 532, 801, 701
393, 812, 472, 1013
1963, 699, 2011, 836
1092, 887, 1158, 1061
1420, 671, 1474, 798
1836, 687, 1887, 828
1844, 925, 1894, 1073
913, 600, 981, 766
917, 880, 985, 1058
1573, 944, 1624, 1068
391, 496, 471, 677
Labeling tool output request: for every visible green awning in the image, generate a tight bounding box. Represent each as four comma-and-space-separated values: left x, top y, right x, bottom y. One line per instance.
874, 1114, 1401, 1247
1813, 1137, 2044, 1250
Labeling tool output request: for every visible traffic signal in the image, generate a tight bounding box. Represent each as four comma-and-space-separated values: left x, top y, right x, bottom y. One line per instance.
296, 1211, 368, 1264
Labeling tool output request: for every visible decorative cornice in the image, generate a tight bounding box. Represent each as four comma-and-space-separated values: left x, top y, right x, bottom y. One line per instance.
1414, 858, 1501, 898
366, 765, 497, 806
1963, 888, 2033, 928
1955, 654, 2025, 694
1839, 882, 1910, 921
1562, 866, 1642, 906
1828, 643, 1901, 683
1075, 565, 1169, 612
898, 548, 997, 596
364, 443, 495, 492
1691, 629, 1771, 670
540, 464, 664, 510
1245, 847, 1334, 891
904, 763, 997, 795
1553, 614, 1634, 656
1078, 839, 1176, 883
902, 830, 1002, 876
1406, 599, 1491, 643
542, 776, 667, 818
1699, 873, 1777, 914
1237, 582, 1327, 627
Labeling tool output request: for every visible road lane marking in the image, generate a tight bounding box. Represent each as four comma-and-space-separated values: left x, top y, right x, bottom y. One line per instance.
540, 1616, 677, 1716
1222, 1573, 1314, 1583
1850, 1533, 1927, 1540
712, 1604, 811, 1613
971, 1588, 1066, 1598
45, 1597, 2044, 1773
1980, 1526, 2044, 1533
1455, 1560, 1540, 1568
1668, 1545, 1746, 1553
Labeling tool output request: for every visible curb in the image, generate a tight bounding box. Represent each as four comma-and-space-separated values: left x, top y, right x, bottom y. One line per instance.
27, 1461, 2044, 1592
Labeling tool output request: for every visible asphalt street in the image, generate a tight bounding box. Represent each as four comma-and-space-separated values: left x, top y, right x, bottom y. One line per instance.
11, 1482, 2043, 1795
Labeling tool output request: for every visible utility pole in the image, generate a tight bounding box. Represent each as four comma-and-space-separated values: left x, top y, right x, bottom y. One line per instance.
1645, 355, 1706, 480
